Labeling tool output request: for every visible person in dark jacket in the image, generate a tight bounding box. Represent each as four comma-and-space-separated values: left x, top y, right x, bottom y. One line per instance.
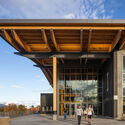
64, 108, 67, 120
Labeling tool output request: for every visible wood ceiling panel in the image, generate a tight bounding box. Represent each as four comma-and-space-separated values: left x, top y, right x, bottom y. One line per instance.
16, 30, 41, 34
59, 44, 80, 51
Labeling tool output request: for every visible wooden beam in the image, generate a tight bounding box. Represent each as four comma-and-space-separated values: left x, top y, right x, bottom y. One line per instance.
119, 37, 125, 50
61, 58, 64, 64
48, 69, 53, 79
110, 30, 122, 51
50, 29, 60, 51
27, 43, 111, 52
90, 44, 111, 48
41, 29, 52, 51
1, 29, 21, 51
11, 29, 31, 52
53, 57, 57, 120
88, 29, 92, 51
31, 58, 53, 84
0, 26, 125, 30
80, 29, 83, 52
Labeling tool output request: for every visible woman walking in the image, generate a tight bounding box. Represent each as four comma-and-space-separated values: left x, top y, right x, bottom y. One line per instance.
87, 104, 94, 125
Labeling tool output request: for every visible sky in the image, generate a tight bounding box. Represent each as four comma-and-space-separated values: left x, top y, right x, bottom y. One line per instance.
0, 0, 125, 106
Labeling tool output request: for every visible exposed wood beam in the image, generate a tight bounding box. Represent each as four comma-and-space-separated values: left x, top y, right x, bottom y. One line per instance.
110, 30, 122, 52
41, 29, 52, 51
11, 29, 31, 52
61, 58, 64, 64
119, 37, 125, 50
15, 52, 111, 59
41, 59, 45, 65
48, 69, 53, 79
50, 29, 60, 51
31, 58, 53, 84
90, 44, 111, 48
1, 29, 21, 51
31, 58, 52, 84
0, 26, 125, 30
80, 29, 83, 52
88, 29, 92, 51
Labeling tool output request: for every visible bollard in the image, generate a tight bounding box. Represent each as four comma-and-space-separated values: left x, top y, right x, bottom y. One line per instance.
0, 117, 10, 125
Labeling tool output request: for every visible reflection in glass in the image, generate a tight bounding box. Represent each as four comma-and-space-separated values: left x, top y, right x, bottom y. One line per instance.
59, 67, 103, 115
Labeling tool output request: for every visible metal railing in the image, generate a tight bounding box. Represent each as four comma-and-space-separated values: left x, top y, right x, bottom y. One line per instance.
0, 111, 33, 118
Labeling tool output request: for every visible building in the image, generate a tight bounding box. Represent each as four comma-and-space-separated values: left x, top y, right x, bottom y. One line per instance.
40, 93, 53, 114
0, 19, 125, 120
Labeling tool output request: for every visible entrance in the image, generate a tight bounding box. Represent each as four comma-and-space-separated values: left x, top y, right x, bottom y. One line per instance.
59, 65, 103, 116
64, 103, 75, 116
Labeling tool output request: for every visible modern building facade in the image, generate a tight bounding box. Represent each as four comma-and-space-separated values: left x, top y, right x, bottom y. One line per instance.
0, 19, 125, 120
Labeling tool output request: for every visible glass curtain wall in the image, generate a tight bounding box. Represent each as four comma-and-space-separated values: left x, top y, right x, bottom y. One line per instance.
59, 67, 102, 116
123, 56, 125, 114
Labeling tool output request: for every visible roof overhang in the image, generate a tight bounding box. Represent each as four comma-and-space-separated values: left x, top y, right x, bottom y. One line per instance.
0, 19, 125, 85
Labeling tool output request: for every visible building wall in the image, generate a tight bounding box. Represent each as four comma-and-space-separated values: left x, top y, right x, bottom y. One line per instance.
40, 93, 53, 114
114, 50, 125, 120
102, 54, 114, 117
102, 50, 125, 119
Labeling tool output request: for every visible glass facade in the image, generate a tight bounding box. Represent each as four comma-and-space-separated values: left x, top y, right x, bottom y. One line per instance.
59, 66, 103, 116
123, 56, 125, 114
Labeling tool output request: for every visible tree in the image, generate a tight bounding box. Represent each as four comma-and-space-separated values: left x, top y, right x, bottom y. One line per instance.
0, 107, 4, 112
18, 104, 27, 115
4, 104, 18, 112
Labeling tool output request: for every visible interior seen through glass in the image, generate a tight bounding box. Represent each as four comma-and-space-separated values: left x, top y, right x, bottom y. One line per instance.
59, 67, 102, 116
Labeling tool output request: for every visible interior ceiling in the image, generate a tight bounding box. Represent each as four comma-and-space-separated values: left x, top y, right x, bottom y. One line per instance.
0, 19, 125, 85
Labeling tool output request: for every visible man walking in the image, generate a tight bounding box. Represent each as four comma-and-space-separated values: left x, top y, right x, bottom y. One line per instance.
76, 105, 83, 125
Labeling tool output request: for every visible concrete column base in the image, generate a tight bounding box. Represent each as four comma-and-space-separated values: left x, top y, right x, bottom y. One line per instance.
53, 114, 57, 120
0, 117, 10, 125
116, 114, 125, 121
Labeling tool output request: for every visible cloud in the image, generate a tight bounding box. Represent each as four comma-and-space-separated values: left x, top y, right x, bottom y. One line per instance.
0, 0, 113, 19
64, 13, 75, 19
11, 84, 24, 89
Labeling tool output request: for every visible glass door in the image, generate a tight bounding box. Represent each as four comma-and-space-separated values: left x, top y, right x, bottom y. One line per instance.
71, 104, 75, 116
64, 103, 70, 115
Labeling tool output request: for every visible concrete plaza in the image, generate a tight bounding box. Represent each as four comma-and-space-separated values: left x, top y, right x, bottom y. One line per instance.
11, 114, 125, 125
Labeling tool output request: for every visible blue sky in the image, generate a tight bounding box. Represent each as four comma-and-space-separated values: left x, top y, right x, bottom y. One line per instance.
0, 0, 125, 106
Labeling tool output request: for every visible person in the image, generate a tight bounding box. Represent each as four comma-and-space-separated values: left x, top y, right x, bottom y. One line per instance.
87, 104, 95, 125
76, 105, 83, 125
84, 107, 88, 120
64, 108, 67, 120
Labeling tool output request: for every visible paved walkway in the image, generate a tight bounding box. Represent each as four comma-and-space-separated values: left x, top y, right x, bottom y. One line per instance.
11, 114, 125, 125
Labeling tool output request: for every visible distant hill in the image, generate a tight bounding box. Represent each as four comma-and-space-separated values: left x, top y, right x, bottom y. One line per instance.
0, 104, 7, 107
